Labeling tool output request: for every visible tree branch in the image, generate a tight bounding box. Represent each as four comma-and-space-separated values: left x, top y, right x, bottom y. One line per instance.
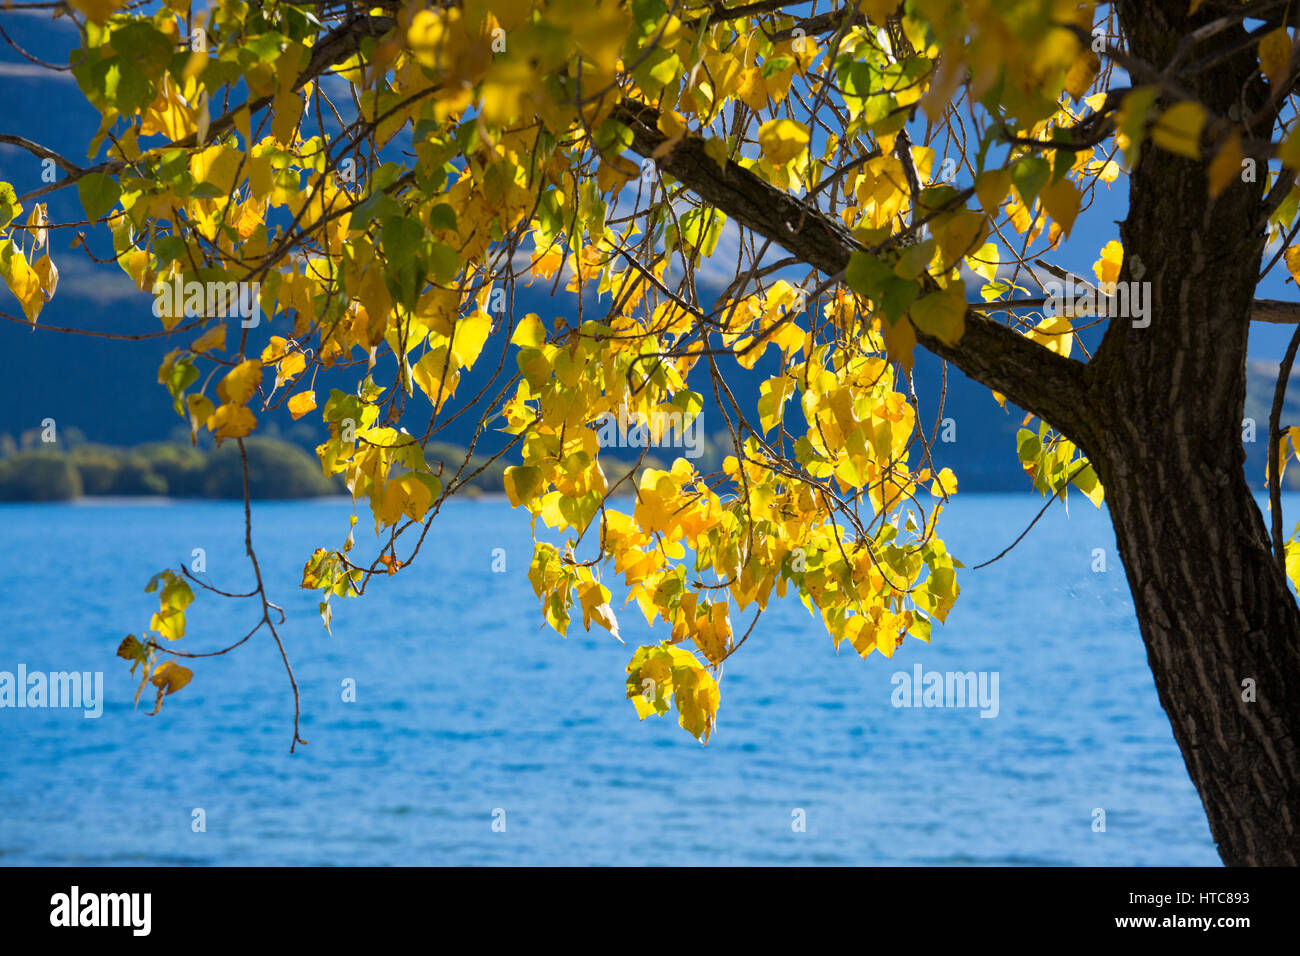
1270, 324, 1300, 566
0, 134, 80, 174
1040, 260, 1300, 324
1251, 299, 1300, 323
612, 96, 1097, 439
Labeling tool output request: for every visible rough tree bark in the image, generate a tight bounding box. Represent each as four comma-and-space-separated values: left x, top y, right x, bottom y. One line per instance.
616, 1, 1300, 865
1080, 0, 1300, 866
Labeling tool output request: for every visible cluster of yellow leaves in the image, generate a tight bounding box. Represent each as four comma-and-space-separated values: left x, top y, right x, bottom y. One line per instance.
316, 402, 444, 536
910, 0, 1097, 125
1016, 418, 1104, 507
52, 0, 1300, 757
501, 323, 963, 740
0, 200, 58, 323
54, 0, 1182, 745
1269, 426, 1300, 492
71, 0, 979, 746
626, 643, 721, 743
114, 569, 196, 717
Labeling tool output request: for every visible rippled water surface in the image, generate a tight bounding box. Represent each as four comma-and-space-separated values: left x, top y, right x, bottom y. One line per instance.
0, 493, 1230, 865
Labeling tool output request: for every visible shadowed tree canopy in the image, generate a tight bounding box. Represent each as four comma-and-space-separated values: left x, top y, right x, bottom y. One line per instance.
3, 0, 1300, 865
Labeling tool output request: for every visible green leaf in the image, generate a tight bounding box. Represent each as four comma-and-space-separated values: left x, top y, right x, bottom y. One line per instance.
0, 183, 20, 230
77, 172, 122, 221
427, 242, 460, 285
1010, 156, 1050, 207
503, 465, 543, 507
428, 203, 458, 231
845, 252, 918, 324
381, 215, 425, 267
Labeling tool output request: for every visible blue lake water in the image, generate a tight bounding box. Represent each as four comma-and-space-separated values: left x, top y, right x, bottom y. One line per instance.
0, 492, 1237, 865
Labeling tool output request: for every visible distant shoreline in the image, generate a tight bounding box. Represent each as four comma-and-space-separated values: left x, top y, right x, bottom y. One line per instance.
0, 492, 521, 505
0, 436, 511, 502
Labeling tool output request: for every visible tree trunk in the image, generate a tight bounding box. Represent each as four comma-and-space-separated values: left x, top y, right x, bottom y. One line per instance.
1081, 1, 1300, 865
1089, 348, 1300, 864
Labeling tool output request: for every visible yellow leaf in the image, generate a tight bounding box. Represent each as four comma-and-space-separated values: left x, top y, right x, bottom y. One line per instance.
703, 136, 729, 173
247, 154, 273, 201
288, 390, 317, 420
1281, 126, 1300, 171
234, 105, 252, 146
356, 267, 393, 342
276, 350, 306, 386
235, 199, 264, 240
503, 464, 543, 507
1208, 134, 1244, 199
1041, 177, 1082, 237
579, 581, 622, 642
881, 316, 917, 373
186, 394, 213, 444
67, 0, 121, 26
858, 0, 900, 25
196, 89, 210, 145
26, 203, 47, 250
190, 325, 226, 353
757, 119, 810, 167
180, 48, 207, 84
34, 251, 58, 299
380, 474, 432, 526
1064, 50, 1100, 100
150, 661, 193, 694
758, 375, 795, 435
272, 86, 305, 147
596, 156, 639, 192
1259, 28, 1294, 90
1286, 539, 1300, 591
510, 312, 546, 348
150, 606, 186, 641
260, 335, 289, 364
2, 248, 44, 323
190, 145, 241, 197
654, 110, 688, 158
1151, 101, 1206, 160
452, 310, 493, 370
737, 67, 769, 111
1072, 463, 1105, 508
690, 602, 730, 664
1091, 158, 1120, 183
967, 241, 1001, 282
934, 209, 986, 268
147, 660, 193, 715
413, 349, 460, 411
1271, 429, 1295, 488
930, 467, 958, 497
975, 168, 1011, 217
216, 359, 263, 406
1093, 240, 1124, 286
207, 403, 257, 443
908, 286, 966, 346
1284, 247, 1300, 286
1027, 313, 1074, 357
